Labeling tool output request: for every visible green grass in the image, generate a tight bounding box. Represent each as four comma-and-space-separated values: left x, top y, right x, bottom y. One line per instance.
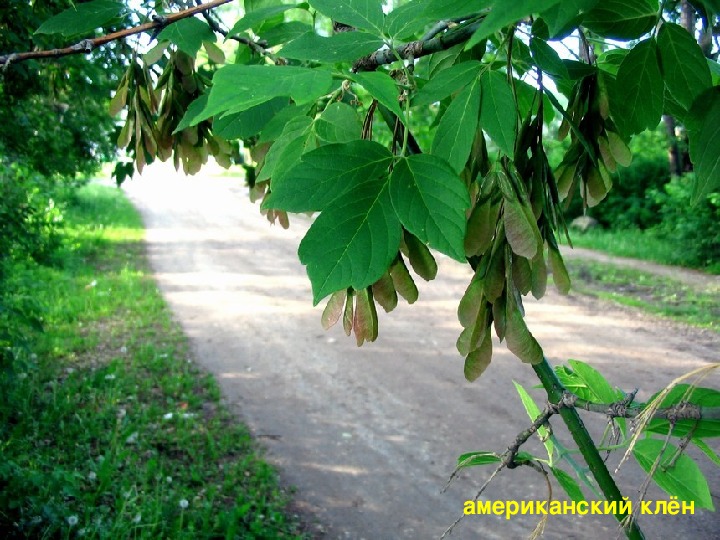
1, 184, 305, 539
562, 228, 720, 274
563, 259, 719, 331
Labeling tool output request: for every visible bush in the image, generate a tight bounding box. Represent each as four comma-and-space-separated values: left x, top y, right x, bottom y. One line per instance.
650, 175, 720, 270
0, 161, 67, 364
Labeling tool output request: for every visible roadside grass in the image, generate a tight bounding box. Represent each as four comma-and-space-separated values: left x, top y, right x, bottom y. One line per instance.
562, 258, 719, 331
563, 228, 720, 275
0, 184, 305, 539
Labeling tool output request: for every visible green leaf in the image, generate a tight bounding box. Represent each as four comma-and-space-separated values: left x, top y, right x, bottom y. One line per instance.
423, 0, 492, 20
530, 38, 569, 80
266, 140, 393, 212
260, 21, 313, 47
657, 23, 713, 110
693, 439, 720, 468
257, 116, 314, 185
213, 97, 289, 139
431, 78, 481, 173
157, 18, 215, 57
611, 39, 664, 137
179, 65, 333, 128
479, 71, 517, 157
456, 450, 501, 470
314, 102, 363, 144
298, 175, 401, 304
280, 31, 383, 63
351, 71, 405, 120
390, 154, 470, 261
35, 0, 124, 36
541, 0, 599, 39
514, 381, 554, 460
384, 1, 436, 39
551, 467, 586, 502
567, 359, 618, 403
413, 61, 481, 108
311, 0, 384, 34
645, 384, 720, 439
583, 0, 657, 40
173, 94, 209, 134
688, 90, 720, 202
633, 439, 714, 510
466, 0, 562, 48
227, 4, 306, 36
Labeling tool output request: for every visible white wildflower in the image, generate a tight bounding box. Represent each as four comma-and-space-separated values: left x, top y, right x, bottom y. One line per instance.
67, 515, 79, 526
179, 499, 189, 509
87, 471, 97, 482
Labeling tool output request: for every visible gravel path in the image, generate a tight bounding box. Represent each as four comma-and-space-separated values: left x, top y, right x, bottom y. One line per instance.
123, 168, 719, 540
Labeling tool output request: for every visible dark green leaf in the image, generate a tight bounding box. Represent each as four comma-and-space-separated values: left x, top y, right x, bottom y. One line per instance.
611, 39, 664, 136
390, 154, 470, 261
551, 467, 586, 502
298, 175, 401, 304
352, 71, 405, 120
530, 38, 569, 80
213, 97, 289, 139
157, 18, 215, 57
35, 0, 124, 36
633, 439, 714, 510
173, 94, 209, 134
657, 23, 713, 110
314, 102, 363, 144
280, 31, 383, 62
260, 21, 313, 47
431, 78, 481, 173
466, 0, 562, 48
688, 90, 720, 202
266, 140, 393, 212
311, 0, 384, 34
385, 2, 434, 39
179, 65, 333, 128
413, 61, 481, 108
541, 0, 599, 38
583, 0, 657, 40
479, 71, 517, 157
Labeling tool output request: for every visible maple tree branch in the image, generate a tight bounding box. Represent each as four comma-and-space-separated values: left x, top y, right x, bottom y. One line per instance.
0, 0, 235, 67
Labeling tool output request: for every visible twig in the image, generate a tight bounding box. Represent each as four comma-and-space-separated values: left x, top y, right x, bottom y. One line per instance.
352, 18, 485, 72
0, 0, 235, 66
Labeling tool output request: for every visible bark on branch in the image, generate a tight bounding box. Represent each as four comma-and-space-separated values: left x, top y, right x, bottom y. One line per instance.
0, 0, 235, 67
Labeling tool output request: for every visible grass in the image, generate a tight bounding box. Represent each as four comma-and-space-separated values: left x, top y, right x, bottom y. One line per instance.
562, 228, 720, 275
562, 258, 719, 331
0, 184, 305, 539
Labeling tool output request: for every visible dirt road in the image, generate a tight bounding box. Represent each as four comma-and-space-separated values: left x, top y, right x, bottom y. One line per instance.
123, 168, 719, 540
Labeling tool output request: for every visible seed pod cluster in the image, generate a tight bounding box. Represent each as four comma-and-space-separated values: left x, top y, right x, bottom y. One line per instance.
554, 75, 632, 208
111, 49, 237, 175
320, 230, 439, 345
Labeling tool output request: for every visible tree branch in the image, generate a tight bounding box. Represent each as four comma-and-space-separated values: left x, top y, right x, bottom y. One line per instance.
562, 392, 718, 421
352, 18, 484, 72
0, 0, 235, 67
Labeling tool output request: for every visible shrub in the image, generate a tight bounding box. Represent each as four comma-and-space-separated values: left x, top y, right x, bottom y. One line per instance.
650, 175, 720, 270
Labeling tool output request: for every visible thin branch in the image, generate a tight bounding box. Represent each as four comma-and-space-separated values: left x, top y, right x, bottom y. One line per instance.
561, 392, 717, 421
352, 17, 485, 72
0, 0, 235, 66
